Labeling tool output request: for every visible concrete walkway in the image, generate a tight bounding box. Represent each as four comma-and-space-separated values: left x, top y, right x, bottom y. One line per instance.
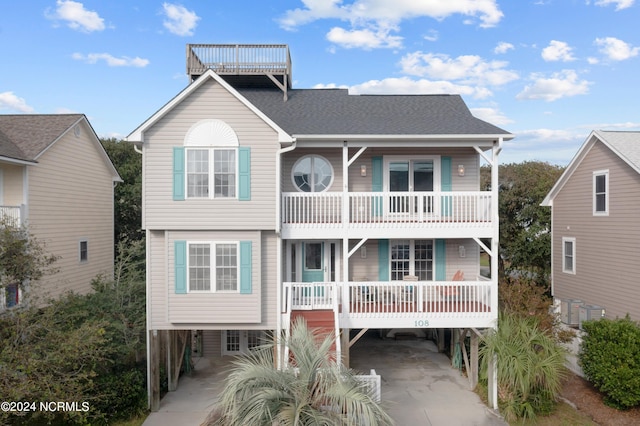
143, 333, 506, 426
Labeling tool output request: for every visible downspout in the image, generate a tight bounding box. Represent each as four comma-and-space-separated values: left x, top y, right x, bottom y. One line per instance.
275, 140, 297, 369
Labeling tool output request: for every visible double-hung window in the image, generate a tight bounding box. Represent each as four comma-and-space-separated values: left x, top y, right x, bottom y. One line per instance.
187, 148, 236, 198
562, 237, 576, 274
188, 242, 239, 292
593, 170, 609, 215
390, 239, 433, 280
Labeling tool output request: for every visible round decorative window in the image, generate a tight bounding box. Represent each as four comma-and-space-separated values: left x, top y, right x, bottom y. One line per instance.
291, 155, 333, 192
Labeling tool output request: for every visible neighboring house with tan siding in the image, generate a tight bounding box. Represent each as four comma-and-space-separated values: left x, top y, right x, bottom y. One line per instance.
542, 130, 640, 326
127, 44, 513, 410
0, 114, 121, 309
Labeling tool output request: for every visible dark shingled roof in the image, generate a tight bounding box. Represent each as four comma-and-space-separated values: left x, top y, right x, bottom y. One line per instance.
0, 114, 84, 162
237, 88, 511, 137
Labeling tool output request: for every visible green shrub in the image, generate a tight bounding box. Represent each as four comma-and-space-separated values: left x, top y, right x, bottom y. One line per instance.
479, 313, 567, 421
579, 315, 640, 409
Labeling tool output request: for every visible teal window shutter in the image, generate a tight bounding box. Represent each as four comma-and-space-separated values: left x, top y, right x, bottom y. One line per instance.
372, 156, 383, 216
173, 147, 185, 201
441, 156, 452, 215
435, 239, 446, 281
175, 240, 187, 294
378, 239, 389, 281
238, 147, 251, 201
239, 241, 252, 294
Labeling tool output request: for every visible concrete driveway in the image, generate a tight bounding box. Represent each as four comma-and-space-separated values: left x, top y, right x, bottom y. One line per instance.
350, 331, 506, 425
143, 332, 506, 426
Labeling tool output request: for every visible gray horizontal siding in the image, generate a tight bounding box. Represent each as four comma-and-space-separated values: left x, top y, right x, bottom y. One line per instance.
552, 141, 640, 320
143, 79, 279, 230
148, 229, 278, 329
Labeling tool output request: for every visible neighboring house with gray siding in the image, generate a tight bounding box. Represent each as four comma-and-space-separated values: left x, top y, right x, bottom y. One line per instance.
542, 130, 640, 326
0, 114, 121, 309
127, 44, 513, 410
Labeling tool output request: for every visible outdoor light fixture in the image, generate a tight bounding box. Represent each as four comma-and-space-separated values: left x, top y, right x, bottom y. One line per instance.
458, 164, 465, 176
361, 164, 367, 177
459, 245, 466, 258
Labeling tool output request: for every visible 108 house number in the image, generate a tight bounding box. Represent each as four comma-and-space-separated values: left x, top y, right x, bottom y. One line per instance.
414, 319, 430, 327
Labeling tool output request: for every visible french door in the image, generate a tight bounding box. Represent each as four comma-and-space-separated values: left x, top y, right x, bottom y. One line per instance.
386, 158, 438, 216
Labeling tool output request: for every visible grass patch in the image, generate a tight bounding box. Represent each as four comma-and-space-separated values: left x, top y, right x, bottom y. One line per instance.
111, 413, 148, 426
510, 401, 597, 426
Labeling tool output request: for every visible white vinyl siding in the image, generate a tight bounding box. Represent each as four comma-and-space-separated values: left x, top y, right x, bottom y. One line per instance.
593, 170, 609, 215
562, 237, 576, 274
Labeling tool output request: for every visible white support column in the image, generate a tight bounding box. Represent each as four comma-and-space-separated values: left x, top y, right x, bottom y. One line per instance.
489, 138, 502, 411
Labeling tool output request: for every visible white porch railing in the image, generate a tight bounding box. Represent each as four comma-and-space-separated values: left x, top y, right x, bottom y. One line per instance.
0, 205, 23, 227
282, 280, 495, 328
354, 369, 381, 402
282, 191, 492, 227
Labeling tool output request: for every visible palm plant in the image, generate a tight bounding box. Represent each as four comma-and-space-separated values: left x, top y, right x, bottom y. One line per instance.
479, 313, 567, 421
207, 318, 394, 425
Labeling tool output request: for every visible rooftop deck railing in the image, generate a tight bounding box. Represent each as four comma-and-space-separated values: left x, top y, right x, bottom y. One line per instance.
186, 44, 291, 77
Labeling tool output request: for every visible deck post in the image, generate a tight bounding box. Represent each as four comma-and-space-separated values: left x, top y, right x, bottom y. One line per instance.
149, 329, 160, 411
437, 328, 446, 352
470, 332, 479, 389
341, 328, 350, 368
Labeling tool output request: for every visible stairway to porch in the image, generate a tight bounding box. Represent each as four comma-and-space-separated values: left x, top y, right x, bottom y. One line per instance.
290, 310, 337, 354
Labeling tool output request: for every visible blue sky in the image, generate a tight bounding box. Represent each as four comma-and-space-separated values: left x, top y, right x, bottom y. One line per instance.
1, 1, 639, 165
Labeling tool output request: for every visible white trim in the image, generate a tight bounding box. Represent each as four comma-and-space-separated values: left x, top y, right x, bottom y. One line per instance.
562, 237, 576, 275
592, 169, 609, 216
0, 168, 3, 204
186, 241, 240, 293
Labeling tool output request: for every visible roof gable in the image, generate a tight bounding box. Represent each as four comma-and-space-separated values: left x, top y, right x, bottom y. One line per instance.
126, 70, 293, 143
0, 114, 121, 181
541, 130, 640, 205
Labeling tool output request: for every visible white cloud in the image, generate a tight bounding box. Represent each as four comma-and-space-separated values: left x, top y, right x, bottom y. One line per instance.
470, 107, 513, 126
424, 29, 439, 42
399, 52, 519, 86
72, 53, 150, 67
541, 40, 576, 62
162, 3, 200, 36
348, 76, 493, 99
46, 0, 105, 32
494, 42, 514, 54
326, 25, 402, 49
312, 83, 350, 89
594, 0, 635, 11
594, 37, 640, 61
516, 70, 591, 101
0, 92, 35, 113
280, 1, 503, 50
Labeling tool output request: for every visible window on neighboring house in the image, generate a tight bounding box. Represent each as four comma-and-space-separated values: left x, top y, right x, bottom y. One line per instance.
390, 239, 433, 280
79, 240, 88, 262
187, 148, 236, 198
593, 170, 609, 215
4, 283, 20, 309
291, 155, 333, 192
188, 242, 238, 292
562, 237, 576, 274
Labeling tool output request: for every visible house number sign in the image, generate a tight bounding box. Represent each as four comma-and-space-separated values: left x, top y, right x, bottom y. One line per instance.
413, 319, 430, 327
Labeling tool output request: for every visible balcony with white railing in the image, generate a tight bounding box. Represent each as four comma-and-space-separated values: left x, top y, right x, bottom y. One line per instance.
282, 279, 496, 329
0, 205, 23, 227
281, 191, 493, 238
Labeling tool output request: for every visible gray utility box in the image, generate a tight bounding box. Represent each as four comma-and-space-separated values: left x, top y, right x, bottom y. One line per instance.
579, 305, 605, 330
560, 298, 583, 326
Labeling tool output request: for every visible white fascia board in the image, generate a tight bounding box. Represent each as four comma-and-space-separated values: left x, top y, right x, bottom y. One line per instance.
0, 156, 37, 166
126, 70, 293, 144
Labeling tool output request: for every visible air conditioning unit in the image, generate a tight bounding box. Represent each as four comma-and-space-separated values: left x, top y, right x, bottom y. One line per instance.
579, 305, 605, 330
560, 299, 583, 326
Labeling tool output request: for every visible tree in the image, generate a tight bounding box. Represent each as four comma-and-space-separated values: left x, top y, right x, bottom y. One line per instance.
101, 138, 143, 247
0, 218, 58, 296
479, 313, 567, 422
481, 161, 564, 284
208, 318, 393, 426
